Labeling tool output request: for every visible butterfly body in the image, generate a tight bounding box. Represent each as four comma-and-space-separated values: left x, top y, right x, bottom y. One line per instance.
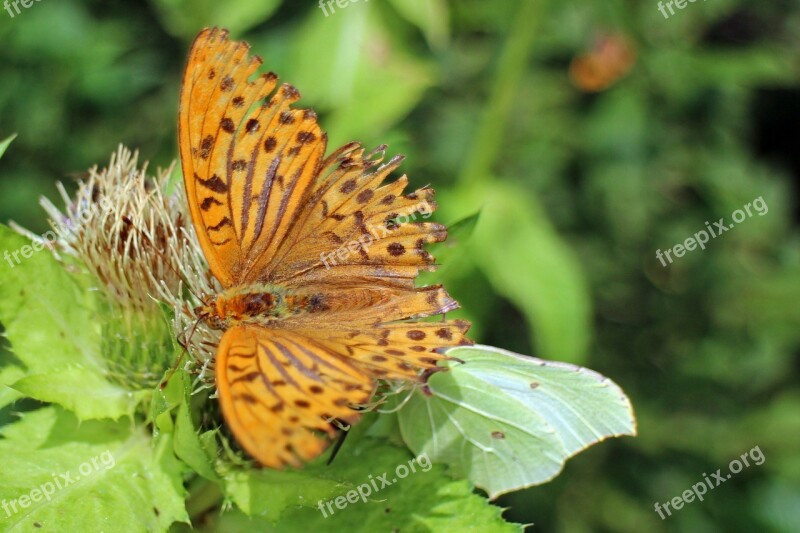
179, 27, 471, 468
196, 285, 328, 329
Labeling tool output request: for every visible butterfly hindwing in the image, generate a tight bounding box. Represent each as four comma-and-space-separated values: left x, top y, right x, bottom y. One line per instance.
216, 325, 372, 468
288, 320, 472, 381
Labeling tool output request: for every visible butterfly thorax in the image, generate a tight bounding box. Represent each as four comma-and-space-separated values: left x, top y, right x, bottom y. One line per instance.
196, 284, 327, 329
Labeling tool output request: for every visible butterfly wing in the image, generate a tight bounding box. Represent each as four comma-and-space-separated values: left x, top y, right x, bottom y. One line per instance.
258, 144, 446, 288
287, 320, 472, 381
181, 28, 449, 291
278, 282, 471, 381
258, 143, 475, 375
216, 325, 372, 468
179, 27, 327, 287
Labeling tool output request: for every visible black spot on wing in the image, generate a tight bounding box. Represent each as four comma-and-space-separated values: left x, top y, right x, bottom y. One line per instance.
197, 173, 228, 193
200, 197, 224, 211
208, 216, 232, 232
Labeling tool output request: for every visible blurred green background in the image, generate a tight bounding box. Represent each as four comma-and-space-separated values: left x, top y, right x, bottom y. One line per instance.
1, 0, 799, 531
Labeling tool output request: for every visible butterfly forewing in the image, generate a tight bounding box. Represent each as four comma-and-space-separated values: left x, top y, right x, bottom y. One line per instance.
179, 28, 327, 287
265, 147, 448, 287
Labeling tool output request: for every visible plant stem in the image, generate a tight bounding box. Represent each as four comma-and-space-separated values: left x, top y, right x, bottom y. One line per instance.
185, 476, 224, 524
458, 0, 548, 191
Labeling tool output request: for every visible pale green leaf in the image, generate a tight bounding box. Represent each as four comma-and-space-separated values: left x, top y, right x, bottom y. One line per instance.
0, 407, 188, 532
0, 226, 101, 373
0, 225, 135, 420
398, 345, 636, 498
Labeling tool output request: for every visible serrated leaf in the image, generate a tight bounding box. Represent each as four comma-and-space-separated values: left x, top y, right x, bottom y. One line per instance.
150, 365, 183, 435
173, 382, 219, 481
0, 407, 188, 531
0, 226, 100, 372
0, 225, 136, 419
148, 367, 219, 481
397, 345, 636, 498
272, 439, 520, 532
11, 368, 144, 420
0, 364, 25, 409
220, 434, 518, 530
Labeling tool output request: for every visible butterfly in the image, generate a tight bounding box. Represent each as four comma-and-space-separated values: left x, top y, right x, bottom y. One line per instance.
178, 27, 471, 468
569, 34, 636, 93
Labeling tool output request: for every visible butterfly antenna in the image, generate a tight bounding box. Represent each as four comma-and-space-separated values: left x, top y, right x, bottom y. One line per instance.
160, 314, 203, 389
376, 384, 417, 414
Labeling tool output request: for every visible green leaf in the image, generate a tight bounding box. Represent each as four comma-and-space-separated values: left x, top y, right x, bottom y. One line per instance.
263, 3, 435, 147
0, 407, 188, 532
397, 345, 637, 498
223, 467, 343, 522
270, 439, 520, 531
0, 133, 16, 160
471, 183, 592, 363
0, 225, 100, 373
0, 364, 25, 409
385, 0, 450, 50
172, 374, 219, 482
150, 0, 282, 39
0, 225, 137, 420
220, 433, 518, 529
148, 366, 220, 482
11, 368, 145, 420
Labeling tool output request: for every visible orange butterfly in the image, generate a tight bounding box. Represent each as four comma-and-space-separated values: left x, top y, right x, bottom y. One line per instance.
178, 28, 471, 468
569, 34, 636, 93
